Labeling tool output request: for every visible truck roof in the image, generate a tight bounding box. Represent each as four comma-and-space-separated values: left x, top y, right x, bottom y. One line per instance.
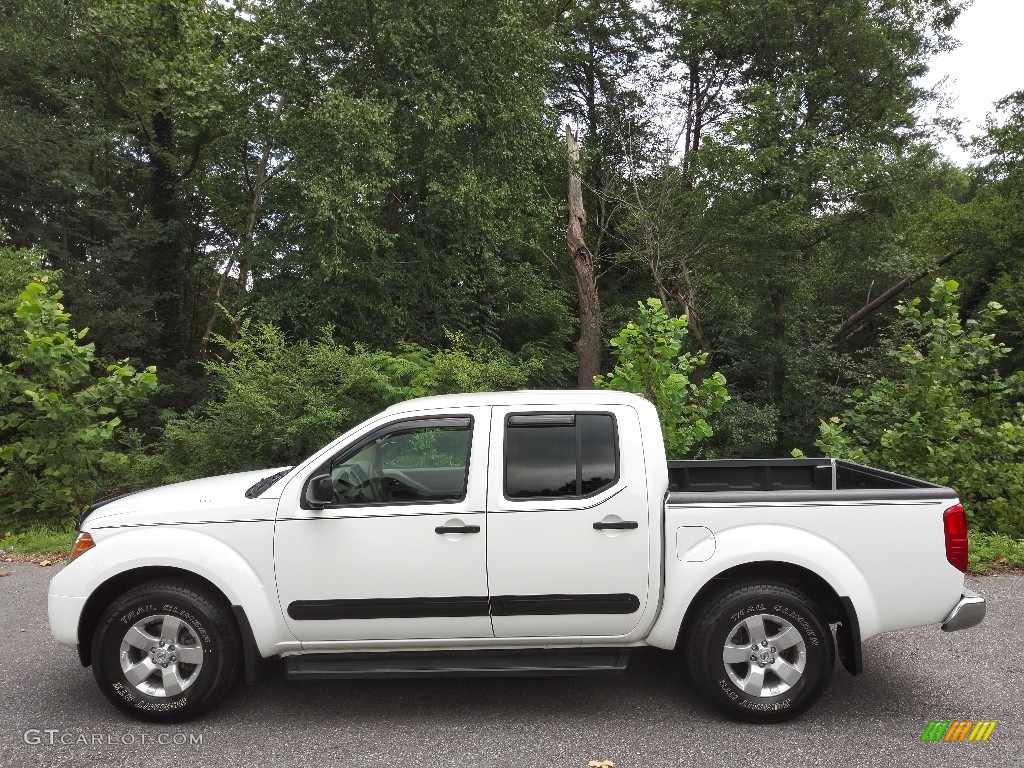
383, 389, 649, 415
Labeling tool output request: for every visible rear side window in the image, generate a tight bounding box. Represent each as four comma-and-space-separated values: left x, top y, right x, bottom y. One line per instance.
505, 413, 617, 499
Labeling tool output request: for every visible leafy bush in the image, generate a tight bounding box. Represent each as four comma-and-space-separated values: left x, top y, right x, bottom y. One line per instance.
812, 279, 1024, 537
968, 530, 1024, 574
0, 281, 158, 531
594, 298, 729, 458
143, 323, 539, 483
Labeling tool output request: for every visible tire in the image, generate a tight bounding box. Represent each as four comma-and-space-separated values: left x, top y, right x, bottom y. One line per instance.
685, 582, 834, 723
91, 581, 241, 722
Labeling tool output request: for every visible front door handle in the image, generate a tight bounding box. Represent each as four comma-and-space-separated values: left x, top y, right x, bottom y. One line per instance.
593, 521, 639, 530
435, 525, 481, 534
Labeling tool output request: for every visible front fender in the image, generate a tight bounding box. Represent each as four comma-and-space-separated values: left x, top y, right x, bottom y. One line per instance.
48, 524, 295, 658
646, 523, 879, 649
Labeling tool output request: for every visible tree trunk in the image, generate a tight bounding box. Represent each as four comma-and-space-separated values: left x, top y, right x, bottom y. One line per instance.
832, 245, 966, 341
147, 103, 189, 369
566, 124, 601, 389
199, 99, 285, 358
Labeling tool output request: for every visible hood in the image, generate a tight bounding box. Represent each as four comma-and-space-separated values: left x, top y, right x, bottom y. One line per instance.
82, 467, 292, 528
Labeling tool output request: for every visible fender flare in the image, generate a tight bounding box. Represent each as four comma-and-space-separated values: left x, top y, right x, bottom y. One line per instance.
647, 523, 879, 655
63, 526, 293, 664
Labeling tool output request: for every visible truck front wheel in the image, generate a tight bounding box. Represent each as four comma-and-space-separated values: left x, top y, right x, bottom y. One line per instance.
91, 581, 241, 722
685, 582, 834, 722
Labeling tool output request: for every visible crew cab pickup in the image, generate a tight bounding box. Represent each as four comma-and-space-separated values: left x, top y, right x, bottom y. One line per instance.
48, 390, 985, 723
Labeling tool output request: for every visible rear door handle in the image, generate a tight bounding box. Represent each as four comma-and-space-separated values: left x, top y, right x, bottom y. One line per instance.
593, 521, 639, 530
435, 525, 481, 534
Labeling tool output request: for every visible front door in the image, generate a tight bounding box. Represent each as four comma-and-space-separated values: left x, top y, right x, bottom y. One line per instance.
485, 405, 651, 638
275, 408, 493, 643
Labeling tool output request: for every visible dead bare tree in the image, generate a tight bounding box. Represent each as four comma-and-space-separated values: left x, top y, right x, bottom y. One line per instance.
566, 123, 602, 388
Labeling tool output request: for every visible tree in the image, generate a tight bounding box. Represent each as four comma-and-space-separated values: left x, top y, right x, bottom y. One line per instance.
144, 322, 540, 483
626, 0, 965, 453
566, 124, 602, 387
595, 298, 728, 457
547, 0, 660, 383
952, 91, 1024, 370
239, 0, 574, 380
813, 279, 1024, 538
0, 273, 157, 531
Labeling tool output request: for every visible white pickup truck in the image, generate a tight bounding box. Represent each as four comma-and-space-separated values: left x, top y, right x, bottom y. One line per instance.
48, 390, 985, 723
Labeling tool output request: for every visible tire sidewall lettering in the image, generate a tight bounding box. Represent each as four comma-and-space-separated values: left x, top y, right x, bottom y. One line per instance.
105, 603, 216, 709
770, 603, 820, 646
160, 603, 212, 644
715, 599, 819, 705
94, 583, 238, 722
689, 584, 835, 723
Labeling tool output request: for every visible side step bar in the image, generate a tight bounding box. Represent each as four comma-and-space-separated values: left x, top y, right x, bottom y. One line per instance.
285, 648, 631, 680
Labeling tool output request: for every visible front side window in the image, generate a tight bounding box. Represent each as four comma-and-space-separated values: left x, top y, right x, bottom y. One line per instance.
505, 413, 617, 500
329, 419, 472, 505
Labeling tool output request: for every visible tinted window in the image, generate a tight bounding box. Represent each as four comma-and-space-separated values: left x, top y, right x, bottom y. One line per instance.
330, 421, 471, 505
505, 413, 618, 500
505, 421, 577, 498
580, 414, 616, 494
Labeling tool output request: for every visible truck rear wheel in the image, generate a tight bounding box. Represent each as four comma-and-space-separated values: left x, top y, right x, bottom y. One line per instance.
91, 581, 241, 722
685, 582, 834, 722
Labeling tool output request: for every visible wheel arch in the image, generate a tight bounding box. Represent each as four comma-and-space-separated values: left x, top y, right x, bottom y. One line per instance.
77, 567, 257, 674
676, 561, 862, 676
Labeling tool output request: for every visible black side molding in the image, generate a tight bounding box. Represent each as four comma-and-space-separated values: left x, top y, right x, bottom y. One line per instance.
490, 593, 640, 616
288, 593, 642, 620
289, 596, 491, 621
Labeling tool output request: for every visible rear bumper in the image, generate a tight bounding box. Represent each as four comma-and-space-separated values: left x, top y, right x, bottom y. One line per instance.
940, 590, 986, 632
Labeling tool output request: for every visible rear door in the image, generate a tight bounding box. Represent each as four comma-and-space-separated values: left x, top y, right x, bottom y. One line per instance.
485, 405, 651, 638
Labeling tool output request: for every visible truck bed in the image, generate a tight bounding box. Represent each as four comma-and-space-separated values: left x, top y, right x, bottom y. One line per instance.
667, 458, 953, 501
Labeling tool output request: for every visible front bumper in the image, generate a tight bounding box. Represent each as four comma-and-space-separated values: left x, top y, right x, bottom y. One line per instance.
940, 590, 986, 632
48, 593, 87, 648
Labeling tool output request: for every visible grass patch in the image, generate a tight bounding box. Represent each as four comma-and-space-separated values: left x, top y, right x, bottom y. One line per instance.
969, 529, 1024, 574
1, 524, 76, 554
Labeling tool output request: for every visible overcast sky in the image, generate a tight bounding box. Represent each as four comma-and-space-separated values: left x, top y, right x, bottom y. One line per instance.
922, 0, 1024, 164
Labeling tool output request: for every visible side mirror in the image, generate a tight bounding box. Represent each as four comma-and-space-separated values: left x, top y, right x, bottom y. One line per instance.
305, 474, 334, 508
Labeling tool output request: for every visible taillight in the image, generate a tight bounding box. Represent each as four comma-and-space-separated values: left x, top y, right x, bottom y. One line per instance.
943, 504, 968, 573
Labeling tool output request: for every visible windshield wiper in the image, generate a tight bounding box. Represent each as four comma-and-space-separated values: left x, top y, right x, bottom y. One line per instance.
245, 469, 291, 499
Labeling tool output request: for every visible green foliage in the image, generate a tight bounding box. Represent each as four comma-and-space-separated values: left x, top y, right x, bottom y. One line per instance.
0, 233, 54, 356
0, 280, 158, 531
967, 530, 1024, 575
594, 298, 729, 458
145, 322, 539, 483
704, 397, 781, 459
0, 523, 76, 555
3, 0, 1021, 497
813, 279, 1024, 537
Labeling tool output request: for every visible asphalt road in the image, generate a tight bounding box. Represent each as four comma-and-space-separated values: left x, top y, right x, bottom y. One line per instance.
1, 562, 1019, 768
